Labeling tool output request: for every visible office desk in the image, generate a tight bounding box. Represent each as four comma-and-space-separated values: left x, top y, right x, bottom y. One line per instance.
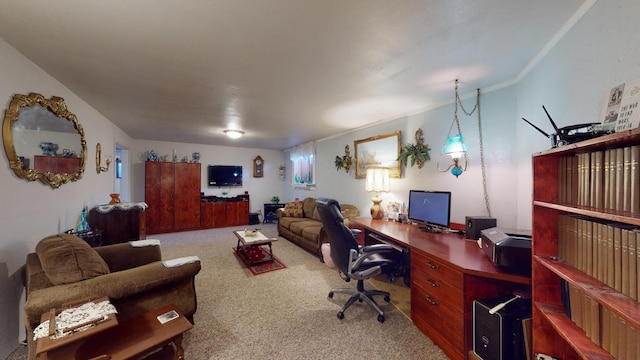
350, 218, 531, 360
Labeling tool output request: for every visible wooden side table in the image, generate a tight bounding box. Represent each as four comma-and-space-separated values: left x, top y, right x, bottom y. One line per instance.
40, 304, 192, 360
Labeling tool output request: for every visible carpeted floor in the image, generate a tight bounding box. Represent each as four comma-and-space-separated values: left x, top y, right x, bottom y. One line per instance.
7, 224, 447, 360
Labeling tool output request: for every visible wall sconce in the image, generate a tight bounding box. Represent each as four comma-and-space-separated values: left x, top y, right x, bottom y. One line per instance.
96, 143, 112, 174
365, 167, 390, 219
437, 79, 480, 178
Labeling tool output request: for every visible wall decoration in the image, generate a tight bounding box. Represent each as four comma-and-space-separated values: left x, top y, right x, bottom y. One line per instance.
278, 165, 286, 181
253, 155, 264, 177
354, 131, 401, 179
397, 128, 431, 169
334, 145, 352, 173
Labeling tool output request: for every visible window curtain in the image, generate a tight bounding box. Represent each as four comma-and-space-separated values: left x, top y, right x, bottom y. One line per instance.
289, 142, 315, 185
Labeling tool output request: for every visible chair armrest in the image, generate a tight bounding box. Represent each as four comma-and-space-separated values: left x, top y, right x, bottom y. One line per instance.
95, 242, 162, 272
24, 259, 201, 329
360, 244, 395, 253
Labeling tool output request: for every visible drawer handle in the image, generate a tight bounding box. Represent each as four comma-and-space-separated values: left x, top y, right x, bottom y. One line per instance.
426, 278, 439, 288
425, 260, 440, 270
425, 295, 439, 306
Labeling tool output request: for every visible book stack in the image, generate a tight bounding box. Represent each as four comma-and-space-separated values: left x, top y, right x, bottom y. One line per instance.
558, 214, 640, 300
562, 281, 639, 358
558, 145, 640, 212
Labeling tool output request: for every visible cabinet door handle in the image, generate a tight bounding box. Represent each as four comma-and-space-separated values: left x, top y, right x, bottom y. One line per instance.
425, 295, 439, 306
426, 278, 439, 288
425, 260, 440, 270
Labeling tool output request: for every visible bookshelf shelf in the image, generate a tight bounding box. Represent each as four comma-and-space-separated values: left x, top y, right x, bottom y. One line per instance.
534, 302, 614, 359
536, 255, 640, 328
533, 201, 640, 226
532, 129, 640, 359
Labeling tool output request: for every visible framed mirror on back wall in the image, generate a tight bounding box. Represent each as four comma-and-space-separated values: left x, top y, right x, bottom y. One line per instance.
2, 93, 87, 188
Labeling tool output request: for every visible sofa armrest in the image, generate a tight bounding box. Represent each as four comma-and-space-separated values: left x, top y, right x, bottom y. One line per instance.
24, 259, 201, 330
95, 241, 162, 272
23, 253, 53, 296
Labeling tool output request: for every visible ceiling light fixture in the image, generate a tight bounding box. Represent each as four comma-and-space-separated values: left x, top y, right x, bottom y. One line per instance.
224, 129, 245, 139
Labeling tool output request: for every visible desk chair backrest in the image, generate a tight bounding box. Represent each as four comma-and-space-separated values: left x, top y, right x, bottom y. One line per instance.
316, 198, 359, 275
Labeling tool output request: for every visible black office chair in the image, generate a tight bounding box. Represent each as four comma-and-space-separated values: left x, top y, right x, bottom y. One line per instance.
316, 197, 401, 323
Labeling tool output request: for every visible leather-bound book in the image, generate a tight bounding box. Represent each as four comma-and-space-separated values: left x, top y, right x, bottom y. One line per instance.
630, 145, 640, 214
616, 147, 625, 211
623, 146, 632, 212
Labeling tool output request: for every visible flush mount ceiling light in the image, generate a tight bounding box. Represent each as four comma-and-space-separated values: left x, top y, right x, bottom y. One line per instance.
224, 129, 245, 139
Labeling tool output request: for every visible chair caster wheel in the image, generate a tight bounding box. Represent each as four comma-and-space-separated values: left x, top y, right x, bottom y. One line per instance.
384, 295, 390, 302
378, 314, 385, 323
328, 292, 334, 298
337, 312, 344, 320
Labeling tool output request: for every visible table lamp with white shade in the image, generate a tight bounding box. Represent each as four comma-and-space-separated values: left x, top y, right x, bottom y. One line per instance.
365, 167, 390, 220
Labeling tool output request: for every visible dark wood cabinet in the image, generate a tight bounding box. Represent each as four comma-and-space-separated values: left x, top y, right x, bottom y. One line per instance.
200, 195, 250, 229
145, 161, 201, 234
88, 207, 146, 246
34, 155, 81, 173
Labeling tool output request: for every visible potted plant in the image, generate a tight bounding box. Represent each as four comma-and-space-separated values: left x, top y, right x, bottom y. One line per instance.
397, 128, 431, 169
270, 196, 280, 204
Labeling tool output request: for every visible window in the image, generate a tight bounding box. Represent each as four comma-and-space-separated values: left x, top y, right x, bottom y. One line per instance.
290, 142, 315, 186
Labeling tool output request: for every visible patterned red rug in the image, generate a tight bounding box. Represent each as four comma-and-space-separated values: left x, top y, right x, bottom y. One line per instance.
233, 246, 287, 275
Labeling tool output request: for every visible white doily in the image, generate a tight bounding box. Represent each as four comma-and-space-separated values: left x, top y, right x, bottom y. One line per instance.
33, 300, 118, 340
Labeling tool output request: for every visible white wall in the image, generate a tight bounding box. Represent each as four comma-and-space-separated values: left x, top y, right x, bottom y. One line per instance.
515, 0, 640, 229
285, 86, 518, 228
0, 39, 133, 356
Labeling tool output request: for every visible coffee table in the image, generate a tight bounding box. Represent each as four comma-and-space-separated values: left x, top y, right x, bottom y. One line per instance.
39, 304, 192, 360
233, 229, 278, 265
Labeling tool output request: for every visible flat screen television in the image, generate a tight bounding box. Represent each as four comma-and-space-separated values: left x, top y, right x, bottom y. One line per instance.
208, 165, 242, 187
407, 190, 451, 232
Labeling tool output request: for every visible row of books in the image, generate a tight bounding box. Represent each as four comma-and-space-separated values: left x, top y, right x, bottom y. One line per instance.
562, 280, 638, 359
558, 145, 640, 213
558, 214, 640, 301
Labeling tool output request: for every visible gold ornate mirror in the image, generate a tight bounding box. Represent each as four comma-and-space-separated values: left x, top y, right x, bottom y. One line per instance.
2, 93, 87, 188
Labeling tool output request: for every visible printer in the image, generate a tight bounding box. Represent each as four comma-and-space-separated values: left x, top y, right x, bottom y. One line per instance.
480, 227, 532, 276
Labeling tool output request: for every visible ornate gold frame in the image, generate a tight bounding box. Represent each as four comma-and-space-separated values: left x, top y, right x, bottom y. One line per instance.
354, 130, 401, 179
2, 93, 87, 188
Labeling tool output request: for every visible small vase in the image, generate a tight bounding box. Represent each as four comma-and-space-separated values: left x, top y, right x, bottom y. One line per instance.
109, 193, 121, 205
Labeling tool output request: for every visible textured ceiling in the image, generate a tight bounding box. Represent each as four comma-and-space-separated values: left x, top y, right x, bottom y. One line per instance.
0, 0, 587, 149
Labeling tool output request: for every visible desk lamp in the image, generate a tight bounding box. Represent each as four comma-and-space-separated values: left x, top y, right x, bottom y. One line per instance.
365, 167, 390, 219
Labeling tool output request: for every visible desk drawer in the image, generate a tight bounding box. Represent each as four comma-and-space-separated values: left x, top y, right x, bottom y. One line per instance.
412, 289, 464, 360
411, 280, 463, 329
411, 251, 463, 307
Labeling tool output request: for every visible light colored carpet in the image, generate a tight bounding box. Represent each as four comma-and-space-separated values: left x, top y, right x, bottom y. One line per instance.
7, 224, 448, 360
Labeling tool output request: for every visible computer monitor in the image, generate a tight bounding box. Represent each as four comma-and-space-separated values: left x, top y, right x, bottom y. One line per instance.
407, 190, 451, 232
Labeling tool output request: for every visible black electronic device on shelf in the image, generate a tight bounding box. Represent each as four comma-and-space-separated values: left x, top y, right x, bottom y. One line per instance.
521, 105, 605, 148
480, 227, 532, 276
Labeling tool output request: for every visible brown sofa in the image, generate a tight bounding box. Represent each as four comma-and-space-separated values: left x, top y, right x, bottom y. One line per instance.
277, 197, 359, 256
23, 235, 201, 360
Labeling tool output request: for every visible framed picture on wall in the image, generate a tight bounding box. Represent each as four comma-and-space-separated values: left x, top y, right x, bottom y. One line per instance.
354, 131, 401, 179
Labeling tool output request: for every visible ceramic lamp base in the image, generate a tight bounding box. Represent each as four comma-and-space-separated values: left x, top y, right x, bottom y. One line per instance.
370, 197, 384, 220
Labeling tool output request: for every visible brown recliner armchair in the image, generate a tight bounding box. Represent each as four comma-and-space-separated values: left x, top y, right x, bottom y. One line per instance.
23, 234, 201, 360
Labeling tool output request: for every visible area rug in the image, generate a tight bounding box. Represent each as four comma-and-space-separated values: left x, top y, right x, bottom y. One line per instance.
233, 246, 287, 275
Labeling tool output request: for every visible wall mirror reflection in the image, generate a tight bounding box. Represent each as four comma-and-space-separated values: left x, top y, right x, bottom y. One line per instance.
2, 93, 87, 188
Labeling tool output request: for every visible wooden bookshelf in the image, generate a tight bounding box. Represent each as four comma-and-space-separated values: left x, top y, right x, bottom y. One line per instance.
532, 128, 640, 359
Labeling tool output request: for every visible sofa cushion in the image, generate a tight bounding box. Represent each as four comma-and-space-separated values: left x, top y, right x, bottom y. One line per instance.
35, 234, 110, 285
301, 226, 322, 244
302, 197, 317, 217
279, 216, 308, 229
283, 202, 304, 217
289, 219, 322, 236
